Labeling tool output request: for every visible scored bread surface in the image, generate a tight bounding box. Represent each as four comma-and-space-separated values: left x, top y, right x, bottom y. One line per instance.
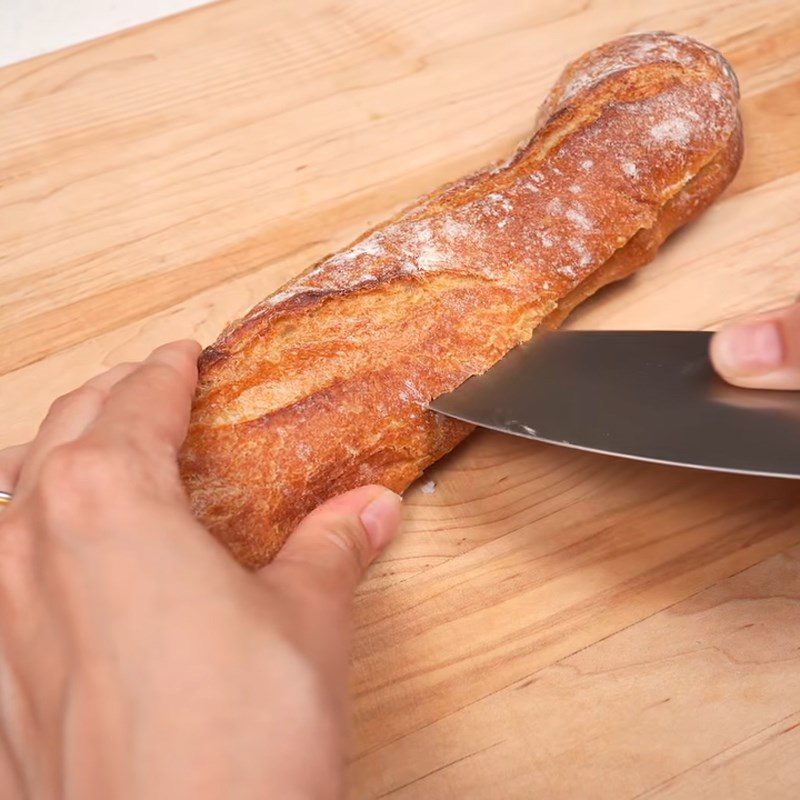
179, 32, 743, 567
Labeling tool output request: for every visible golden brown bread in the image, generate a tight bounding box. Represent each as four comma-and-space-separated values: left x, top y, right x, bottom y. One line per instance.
179, 32, 743, 568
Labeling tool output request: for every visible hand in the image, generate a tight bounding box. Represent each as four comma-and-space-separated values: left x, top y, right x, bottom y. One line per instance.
711, 301, 800, 389
0, 341, 401, 800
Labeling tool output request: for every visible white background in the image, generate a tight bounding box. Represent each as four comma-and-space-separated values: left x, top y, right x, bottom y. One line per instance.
0, 0, 209, 68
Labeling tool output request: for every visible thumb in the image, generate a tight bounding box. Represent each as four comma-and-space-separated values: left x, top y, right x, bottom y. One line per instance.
710, 302, 800, 390
266, 485, 402, 602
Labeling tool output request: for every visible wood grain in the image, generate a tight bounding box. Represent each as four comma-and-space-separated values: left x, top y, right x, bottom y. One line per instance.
0, 1, 799, 797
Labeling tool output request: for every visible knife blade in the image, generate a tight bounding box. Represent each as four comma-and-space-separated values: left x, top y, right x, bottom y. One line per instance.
427, 331, 800, 479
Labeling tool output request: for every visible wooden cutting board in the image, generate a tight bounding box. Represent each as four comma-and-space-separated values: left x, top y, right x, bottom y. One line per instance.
2, 0, 800, 796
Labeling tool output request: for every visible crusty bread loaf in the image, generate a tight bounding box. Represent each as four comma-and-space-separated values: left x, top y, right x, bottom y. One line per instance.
179, 32, 743, 568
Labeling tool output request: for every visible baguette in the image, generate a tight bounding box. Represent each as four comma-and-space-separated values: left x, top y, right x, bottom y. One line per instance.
179, 31, 743, 568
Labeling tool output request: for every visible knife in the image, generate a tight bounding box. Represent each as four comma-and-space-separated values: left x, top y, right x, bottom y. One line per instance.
428, 331, 800, 479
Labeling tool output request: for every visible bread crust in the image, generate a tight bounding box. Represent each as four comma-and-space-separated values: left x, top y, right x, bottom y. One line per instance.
179, 32, 743, 567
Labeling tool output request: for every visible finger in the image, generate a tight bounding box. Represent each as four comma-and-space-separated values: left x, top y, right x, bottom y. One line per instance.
711, 303, 800, 389
85, 340, 201, 454
14, 362, 142, 499
266, 485, 402, 607
0, 444, 29, 493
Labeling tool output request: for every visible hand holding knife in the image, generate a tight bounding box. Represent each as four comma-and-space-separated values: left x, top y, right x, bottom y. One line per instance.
430, 302, 800, 480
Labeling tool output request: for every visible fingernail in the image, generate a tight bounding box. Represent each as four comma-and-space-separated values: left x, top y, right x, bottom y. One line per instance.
360, 491, 402, 551
714, 322, 784, 376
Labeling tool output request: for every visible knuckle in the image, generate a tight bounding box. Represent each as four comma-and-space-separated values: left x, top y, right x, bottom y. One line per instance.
43, 395, 69, 421
321, 515, 371, 571
37, 442, 128, 518
93, 362, 138, 387
277, 511, 373, 596
41, 442, 101, 481
46, 385, 105, 419
143, 361, 179, 388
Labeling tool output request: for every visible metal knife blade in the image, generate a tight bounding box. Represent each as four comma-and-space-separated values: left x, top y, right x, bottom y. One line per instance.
427, 331, 800, 479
